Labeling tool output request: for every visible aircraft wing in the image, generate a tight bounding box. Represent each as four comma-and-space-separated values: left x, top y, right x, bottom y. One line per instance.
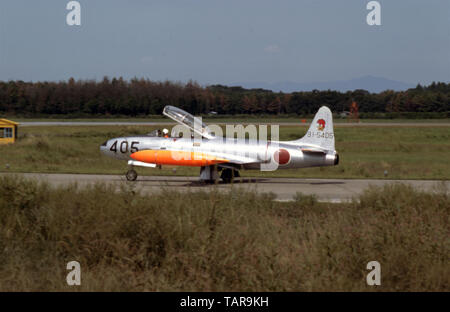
208, 151, 262, 165
130, 149, 263, 167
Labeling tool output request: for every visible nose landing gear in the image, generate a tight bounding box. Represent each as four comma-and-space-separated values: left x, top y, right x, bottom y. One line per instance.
126, 169, 138, 181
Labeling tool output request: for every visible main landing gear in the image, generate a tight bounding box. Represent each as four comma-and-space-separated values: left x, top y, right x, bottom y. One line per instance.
199, 166, 240, 184
220, 168, 240, 184
126, 169, 138, 181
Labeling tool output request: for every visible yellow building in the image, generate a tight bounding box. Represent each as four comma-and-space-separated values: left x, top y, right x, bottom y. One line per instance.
0, 119, 19, 144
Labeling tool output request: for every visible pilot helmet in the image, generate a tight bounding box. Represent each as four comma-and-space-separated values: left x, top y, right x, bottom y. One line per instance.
162, 128, 169, 135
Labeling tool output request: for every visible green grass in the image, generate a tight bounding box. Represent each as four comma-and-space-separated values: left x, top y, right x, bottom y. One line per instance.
0, 176, 448, 291
1, 125, 449, 180
12, 117, 450, 124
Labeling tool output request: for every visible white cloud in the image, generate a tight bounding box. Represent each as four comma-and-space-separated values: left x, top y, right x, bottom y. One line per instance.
141, 56, 153, 64
264, 44, 280, 53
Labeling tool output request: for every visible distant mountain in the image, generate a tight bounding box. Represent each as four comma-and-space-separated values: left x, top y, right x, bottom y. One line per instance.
231, 76, 415, 93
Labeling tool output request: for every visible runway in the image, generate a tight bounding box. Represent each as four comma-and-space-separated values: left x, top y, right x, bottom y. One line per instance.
3, 173, 448, 202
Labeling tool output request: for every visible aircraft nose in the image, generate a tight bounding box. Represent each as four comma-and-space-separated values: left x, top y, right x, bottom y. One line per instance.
100, 140, 108, 154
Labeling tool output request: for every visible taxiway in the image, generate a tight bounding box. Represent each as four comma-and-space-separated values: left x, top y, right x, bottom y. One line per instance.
2, 173, 447, 202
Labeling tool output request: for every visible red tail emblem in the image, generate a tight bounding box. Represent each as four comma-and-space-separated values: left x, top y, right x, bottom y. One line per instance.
317, 119, 326, 131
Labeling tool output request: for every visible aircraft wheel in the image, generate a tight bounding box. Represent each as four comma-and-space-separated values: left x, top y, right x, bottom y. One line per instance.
221, 169, 237, 184
126, 169, 138, 181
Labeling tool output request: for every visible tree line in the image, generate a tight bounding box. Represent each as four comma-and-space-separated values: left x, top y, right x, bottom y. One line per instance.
0, 77, 449, 117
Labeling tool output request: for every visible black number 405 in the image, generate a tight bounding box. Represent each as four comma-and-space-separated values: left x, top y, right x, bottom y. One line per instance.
110, 141, 139, 153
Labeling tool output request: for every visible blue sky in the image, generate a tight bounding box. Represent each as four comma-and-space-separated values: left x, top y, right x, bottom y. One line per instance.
0, 0, 449, 85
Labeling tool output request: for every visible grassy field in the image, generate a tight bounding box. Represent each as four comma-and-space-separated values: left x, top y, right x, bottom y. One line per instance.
0, 175, 448, 291
1, 125, 449, 180
13, 117, 450, 124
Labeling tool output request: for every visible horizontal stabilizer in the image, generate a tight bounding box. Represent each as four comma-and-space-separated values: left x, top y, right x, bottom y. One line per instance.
301, 148, 327, 154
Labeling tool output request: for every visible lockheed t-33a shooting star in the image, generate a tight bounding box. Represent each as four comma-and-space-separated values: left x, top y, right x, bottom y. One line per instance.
100, 105, 339, 183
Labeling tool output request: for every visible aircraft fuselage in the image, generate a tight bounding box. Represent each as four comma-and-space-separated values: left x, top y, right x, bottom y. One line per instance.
100, 136, 338, 170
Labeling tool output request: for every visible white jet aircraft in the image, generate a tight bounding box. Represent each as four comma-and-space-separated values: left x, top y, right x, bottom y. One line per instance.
100, 105, 339, 183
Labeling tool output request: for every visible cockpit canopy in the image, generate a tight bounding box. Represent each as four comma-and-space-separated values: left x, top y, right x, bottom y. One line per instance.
163, 105, 214, 139
146, 129, 161, 137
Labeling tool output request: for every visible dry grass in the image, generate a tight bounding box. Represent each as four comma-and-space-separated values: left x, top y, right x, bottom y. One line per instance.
0, 176, 448, 291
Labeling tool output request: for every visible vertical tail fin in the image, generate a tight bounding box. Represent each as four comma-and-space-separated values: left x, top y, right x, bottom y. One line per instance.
294, 106, 335, 151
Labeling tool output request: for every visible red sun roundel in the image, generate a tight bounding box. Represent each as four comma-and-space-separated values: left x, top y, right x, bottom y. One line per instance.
317, 119, 326, 131
274, 149, 290, 165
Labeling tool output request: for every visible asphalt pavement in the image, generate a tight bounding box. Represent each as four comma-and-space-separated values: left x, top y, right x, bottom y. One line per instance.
3, 173, 447, 202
